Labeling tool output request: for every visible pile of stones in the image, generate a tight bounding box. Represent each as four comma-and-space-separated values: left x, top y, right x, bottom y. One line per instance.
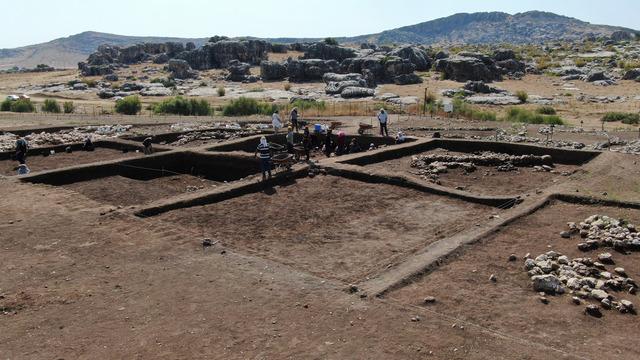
410, 151, 553, 183
0, 126, 132, 151
571, 215, 640, 253
169, 130, 257, 147
524, 214, 640, 317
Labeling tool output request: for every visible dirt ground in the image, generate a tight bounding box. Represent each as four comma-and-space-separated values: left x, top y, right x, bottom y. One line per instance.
0, 148, 142, 176
390, 200, 640, 360
63, 174, 220, 207
362, 148, 583, 196
156, 176, 495, 283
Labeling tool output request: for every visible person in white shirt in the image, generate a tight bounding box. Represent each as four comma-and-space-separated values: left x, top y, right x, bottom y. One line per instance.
272, 110, 283, 134
377, 108, 389, 137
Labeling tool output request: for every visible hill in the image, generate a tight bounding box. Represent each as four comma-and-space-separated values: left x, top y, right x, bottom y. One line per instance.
0, 11, 636, 69
0, 31, 208, 69
345, 11, 635, 45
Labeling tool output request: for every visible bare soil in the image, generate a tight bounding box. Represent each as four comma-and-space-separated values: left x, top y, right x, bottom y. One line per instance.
390, 200, 640, 360
63, 174, 220, 206
156, 175, 494, 283
362, 148, 582, 196
0, 148, 142, 175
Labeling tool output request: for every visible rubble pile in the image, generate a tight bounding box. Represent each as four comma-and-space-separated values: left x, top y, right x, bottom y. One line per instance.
570, 215, 640, 253
0, 125, 133, 151
524, 250, 636, 316
169, 130, 257, 147
410, 151, 553, 182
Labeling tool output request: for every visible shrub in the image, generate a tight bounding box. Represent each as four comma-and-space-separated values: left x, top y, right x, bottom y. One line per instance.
63, 101, 75, 114
222, 97, 278, 116
42, 99, 61, 113
153, 96, 211, 116
217, 85, 225, 97
10, 99, 35, 113
115, 95, 141, 115
290, 99, 326, 111
283, 83, 291, 91
536, 106, 556, 115
324, 37, 338, 46
515, 90, 528, 103
151, 77, 176, 88
1, 99, 11, 111
83, 79, 97, 88
574, 58, 588, 67
601, 112, 640, 125
504, 107, 564, 125
452, 98, 497, 121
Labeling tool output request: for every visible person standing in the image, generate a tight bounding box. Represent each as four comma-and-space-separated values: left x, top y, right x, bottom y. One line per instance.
15, 137, 28, 165
323, 129, 334, 157
302, 127, 312, 161
272, 110, 283, 134
290, 107, 299, 133
254, 136, 272, 181
378, 108, 389, 137
142, 137, 153, 155
286, 127, 295, 154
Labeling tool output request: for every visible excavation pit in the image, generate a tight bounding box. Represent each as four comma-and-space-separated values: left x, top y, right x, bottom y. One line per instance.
0, 141, 153, 176
21, 152, 261, 206
124, 128, 262, 148
153, 175, 498, 283
343, 139, 599, 196
388, 197, 640, 358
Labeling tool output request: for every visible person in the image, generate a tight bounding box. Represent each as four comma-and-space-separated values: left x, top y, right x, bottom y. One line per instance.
272, 110, 283, 134
323, 129, 334, 157
254, 136, 272, 181
286, 127, 295, 153
395, 131, 407, 144
83, 136, 95, 151
348, 138, 362, 154
142, 137, 153, 155
17, 163, 30, 175
15, 137, 28, 165
311, 125, 321, 149
290, 107, 299, 132
302, 127, 312, 161
377, 108, 389, 137
336, 131, 347, 156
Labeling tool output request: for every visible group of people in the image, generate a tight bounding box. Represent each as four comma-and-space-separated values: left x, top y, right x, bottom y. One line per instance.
271, 107, 300, 134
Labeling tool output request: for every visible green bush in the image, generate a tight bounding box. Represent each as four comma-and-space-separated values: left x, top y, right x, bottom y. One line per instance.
515, 90, 528, 103
536, 106, 556, 115
153, 96, 211, 116
324, 37, 338, 46
504, 107, 564, 125
290, 99, 326, 111
601, 112, 640, 125
83, 79, 97, 88
151, 78, 177, 88
452, 98, 497, 121
0, 99, 11, 111
115, 95, 142, 115
63, 101, 75, 114
8, 99, 36, 113
222, 97, 278, 116
217, 86, 225, 97
42, 99, 61, 113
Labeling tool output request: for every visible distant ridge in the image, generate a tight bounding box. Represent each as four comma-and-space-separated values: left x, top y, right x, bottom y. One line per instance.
0, 11, 636, 69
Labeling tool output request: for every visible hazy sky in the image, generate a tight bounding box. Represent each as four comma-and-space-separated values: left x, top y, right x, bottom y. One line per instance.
2, 0, 639, 48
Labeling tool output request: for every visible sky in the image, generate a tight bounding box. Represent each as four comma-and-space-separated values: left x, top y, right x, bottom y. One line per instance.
2, 0, 639, 48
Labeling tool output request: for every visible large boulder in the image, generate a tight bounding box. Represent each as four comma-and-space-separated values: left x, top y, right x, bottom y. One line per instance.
78, 62, 114, 76
178, 40, 270, 70
226, 60, 252, 81
167, 59, 197, 79
326, 80, 367, 94
322, 73, 363, 83
496, 59, 526, 77
303, 42, 358, 62
390, 46, 431, 71
340, 55, 385, 81
340, 87, 375, 99
185, 42, 196, 51
463, 81, 503, 94
531, 274, 563, 294
435, 56, 501, 82
585, 71, 611, 82
622, 69, 640, 80
287, 59, 339, 82
153, 53, 170, 64
260, 61, 287, 81
393, 73, 422, 85
493, 49, 516, 62
384, 58, 416, 80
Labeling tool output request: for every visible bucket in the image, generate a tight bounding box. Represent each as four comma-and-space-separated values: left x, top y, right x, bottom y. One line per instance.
314, 124, 322, 133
